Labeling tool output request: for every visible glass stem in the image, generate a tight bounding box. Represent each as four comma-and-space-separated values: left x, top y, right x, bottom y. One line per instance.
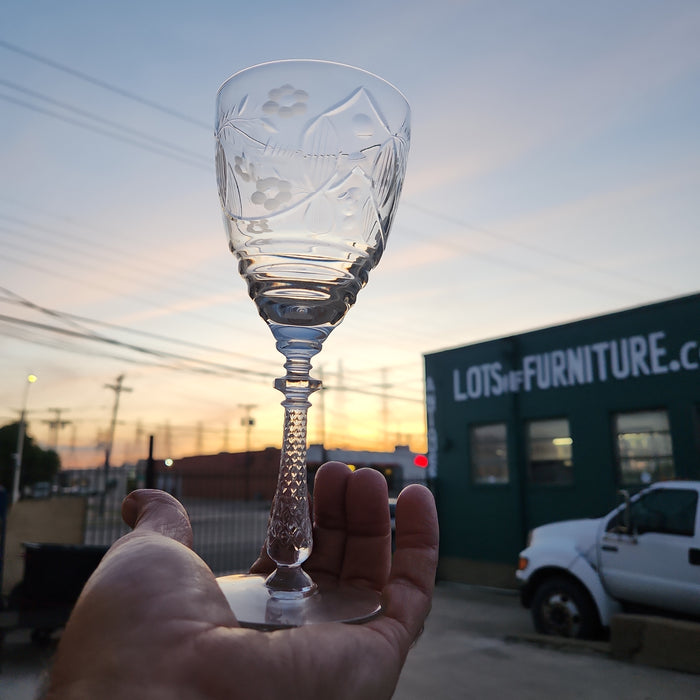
264, 325, 328, 597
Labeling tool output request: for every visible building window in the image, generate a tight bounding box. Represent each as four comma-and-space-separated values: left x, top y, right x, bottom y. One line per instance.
470, 423, 509, 484
527, 418, 573, 485
614, 410, 675, 485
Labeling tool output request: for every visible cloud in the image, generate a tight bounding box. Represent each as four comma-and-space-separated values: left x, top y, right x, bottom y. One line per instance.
405, 6, 700, 198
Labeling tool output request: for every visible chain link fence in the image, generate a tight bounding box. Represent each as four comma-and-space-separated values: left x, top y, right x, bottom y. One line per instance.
83, 472, 270, 576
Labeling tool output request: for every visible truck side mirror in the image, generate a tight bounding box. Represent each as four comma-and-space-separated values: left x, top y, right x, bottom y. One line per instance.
617, 489, 631, 534
616, 489, 639, 542
617, 489, 630, 534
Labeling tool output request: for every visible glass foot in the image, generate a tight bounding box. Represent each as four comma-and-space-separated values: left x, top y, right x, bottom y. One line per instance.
216, 574, 382, 630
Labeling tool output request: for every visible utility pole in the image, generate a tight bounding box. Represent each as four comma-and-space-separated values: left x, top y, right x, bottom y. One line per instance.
102, 375, 132, 511
12, 373, 38, 503
145, 435, 155, 489
239, 404, 256, 500
134, 420, 144, 463
43, 407, 71, 452
239, 404, 256, 452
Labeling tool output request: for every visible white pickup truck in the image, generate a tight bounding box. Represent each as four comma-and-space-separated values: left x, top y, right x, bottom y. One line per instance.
516, 480, 700, 638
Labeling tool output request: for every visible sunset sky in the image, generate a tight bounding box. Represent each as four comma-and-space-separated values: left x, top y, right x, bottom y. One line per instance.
1, 1, 698, 469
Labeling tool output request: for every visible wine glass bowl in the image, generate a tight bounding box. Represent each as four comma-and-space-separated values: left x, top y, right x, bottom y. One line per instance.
215, 59, 410, 627
216, 59, 409, 334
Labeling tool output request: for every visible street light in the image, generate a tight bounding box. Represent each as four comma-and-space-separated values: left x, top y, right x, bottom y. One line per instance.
12, 373, 38, 503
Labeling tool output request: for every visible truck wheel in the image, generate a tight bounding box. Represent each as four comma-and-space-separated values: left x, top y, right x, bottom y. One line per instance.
531, 577, 598, 639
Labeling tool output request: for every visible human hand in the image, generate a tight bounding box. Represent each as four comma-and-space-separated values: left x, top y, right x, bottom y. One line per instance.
46, 462, 439, 700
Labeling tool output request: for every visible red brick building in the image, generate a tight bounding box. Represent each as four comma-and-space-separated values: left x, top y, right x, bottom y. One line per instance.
155, 448, 281, 501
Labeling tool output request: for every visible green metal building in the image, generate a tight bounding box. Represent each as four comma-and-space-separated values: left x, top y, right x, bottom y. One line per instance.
424, 293, 700, 586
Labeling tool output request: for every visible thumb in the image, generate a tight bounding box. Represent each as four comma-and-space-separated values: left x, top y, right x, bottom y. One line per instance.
122, 489, 193, 548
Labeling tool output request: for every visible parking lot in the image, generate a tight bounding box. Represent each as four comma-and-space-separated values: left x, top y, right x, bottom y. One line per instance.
2, 583, 698, 699
394, 583, 699, 699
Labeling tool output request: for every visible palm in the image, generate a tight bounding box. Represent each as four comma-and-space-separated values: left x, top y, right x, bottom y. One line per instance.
46, 463, 438, 700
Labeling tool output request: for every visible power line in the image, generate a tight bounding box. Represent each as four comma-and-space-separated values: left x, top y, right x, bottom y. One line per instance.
0, 312, 423, 403
0, 319, 253, 377
0, 312, 272, 378
0, 73, 637, 347
402, 201, 676, 295
1, 209, 425, 352
0, 78, 210, 165
0, 286, 424, 398
1, 197, 662, 354
0, 39, 679, 307
0, 286, 277, 368
0, 216, 432, 358
0, 38, 210, 130
0, 214, 265, 343
0, 246, 255, 341
2, 42, 662, 355
0, 92, 210, 170
0, 237, 429, 355
0, 217, 241, 319
0, 204, 438, 354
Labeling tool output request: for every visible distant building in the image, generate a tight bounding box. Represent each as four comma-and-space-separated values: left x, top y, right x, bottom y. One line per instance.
149, 444, 429, 500
59, 465, 129, 496
153, 448, 281, 501
424, 293, 700, 587
307, 444, 429, 495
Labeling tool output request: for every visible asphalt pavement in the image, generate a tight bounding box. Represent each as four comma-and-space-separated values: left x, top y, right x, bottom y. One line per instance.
2, 583, 698, 699
394, 583, 699, 700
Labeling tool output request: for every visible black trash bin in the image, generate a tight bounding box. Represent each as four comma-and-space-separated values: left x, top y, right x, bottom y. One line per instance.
13, 542, 110, 610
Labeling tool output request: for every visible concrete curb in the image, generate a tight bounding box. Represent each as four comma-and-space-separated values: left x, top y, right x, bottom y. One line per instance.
610, 613, 700, 675
508, 614, 700, 676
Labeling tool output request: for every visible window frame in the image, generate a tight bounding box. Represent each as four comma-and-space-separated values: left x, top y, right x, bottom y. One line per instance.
469, 421, 510, 485
525, 417, 574, 486
613, 408, 675, 486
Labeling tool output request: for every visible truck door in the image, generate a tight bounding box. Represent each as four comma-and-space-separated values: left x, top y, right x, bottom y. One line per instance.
598, 487, 700, 615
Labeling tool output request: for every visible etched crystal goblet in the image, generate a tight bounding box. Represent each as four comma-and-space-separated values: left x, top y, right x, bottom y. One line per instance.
214, 60, 410, 628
